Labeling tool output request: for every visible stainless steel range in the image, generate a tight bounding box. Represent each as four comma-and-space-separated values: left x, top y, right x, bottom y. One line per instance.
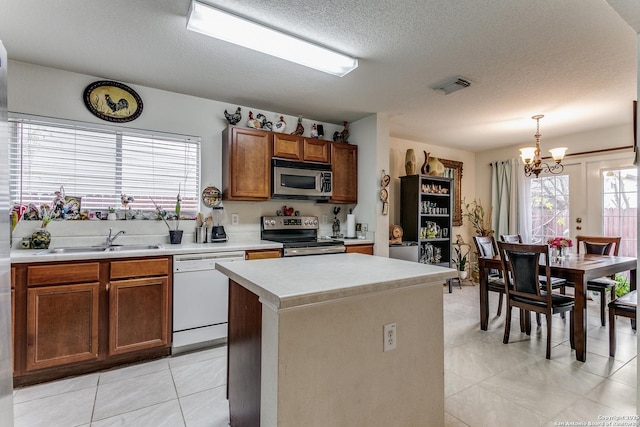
261, 216, 346, 257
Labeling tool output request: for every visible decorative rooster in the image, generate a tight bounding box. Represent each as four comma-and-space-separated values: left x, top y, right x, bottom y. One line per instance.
104, 94, 129, 113
310, 123, 318, 138
332, 121, 349, 142
224, 107, 242, 125
290, 115, 304, 136
246, 111, 262, 129
274, 116, 286, 133
256, 113, 272, 131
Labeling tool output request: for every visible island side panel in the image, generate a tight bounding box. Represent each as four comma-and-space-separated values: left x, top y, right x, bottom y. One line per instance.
269, 281, 445, 427
227, 280, 262, 427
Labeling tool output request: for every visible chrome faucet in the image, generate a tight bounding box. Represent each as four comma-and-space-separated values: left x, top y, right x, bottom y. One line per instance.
106, 228, 125, 246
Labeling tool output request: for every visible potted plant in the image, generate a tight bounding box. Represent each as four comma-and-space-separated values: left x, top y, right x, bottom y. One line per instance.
152, 189, 182, 244
462, 198, 493, 237
454, 246, 468, 280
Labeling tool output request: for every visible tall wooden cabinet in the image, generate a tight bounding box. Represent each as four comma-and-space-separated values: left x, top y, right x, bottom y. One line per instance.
399, 175, 453, 270
330, 143, 358, 203
222, 126, 272, 201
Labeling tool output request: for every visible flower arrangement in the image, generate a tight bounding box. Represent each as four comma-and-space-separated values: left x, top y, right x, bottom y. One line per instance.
546, 237, 573, 249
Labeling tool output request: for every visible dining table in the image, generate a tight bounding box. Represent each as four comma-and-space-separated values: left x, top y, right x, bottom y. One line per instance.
478, 253, 637, 362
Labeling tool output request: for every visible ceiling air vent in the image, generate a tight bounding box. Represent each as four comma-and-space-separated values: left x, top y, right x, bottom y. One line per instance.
432, 76, 472, 95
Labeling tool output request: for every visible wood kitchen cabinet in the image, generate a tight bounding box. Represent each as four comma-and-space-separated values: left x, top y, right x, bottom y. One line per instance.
345, 244, 374, 255
222, 126, 272, 201
273, 134, 330, 163
108, 259, 170, 356
245, 249, 282, 260
24, 263, 100, 372
330, 142, 358, 203
13, 256, 172, 386
303, 138, 330, 163
273, 133, 303, 160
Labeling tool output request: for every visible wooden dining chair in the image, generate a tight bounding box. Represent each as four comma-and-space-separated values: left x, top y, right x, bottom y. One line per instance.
499, 234, 522, 243
498, 234, 568, 325
473, 236, 505, 316
566, 235, 621, 326
608, 290, 637, 357
497, 242, 575, 359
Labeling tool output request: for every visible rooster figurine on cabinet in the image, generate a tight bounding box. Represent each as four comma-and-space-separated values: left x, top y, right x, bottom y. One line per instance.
274, 116, 286, 133
310, 123, 318, 138
224, 107, 241, 125
290, 115, 304, 136
246, 111, 262, 129
256, 113, 272, 131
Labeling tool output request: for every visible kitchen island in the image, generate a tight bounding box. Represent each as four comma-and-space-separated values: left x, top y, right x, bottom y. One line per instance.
216, 253, 457, 427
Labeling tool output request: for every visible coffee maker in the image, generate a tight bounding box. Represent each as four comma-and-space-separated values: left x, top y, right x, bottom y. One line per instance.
202, 186, 228, 243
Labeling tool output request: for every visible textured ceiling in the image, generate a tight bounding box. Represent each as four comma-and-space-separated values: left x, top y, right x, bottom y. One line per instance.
0, 0, 636, 151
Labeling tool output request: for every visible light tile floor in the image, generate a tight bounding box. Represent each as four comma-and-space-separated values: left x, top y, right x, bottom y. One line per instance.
12, 284, 637, 426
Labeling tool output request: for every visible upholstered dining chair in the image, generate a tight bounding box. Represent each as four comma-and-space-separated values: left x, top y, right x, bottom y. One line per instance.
498, 234, 568, 324
497, 242, 575, 359
566, 235, 621, 326
473, 236, 505, 316
499, 234, 522, 243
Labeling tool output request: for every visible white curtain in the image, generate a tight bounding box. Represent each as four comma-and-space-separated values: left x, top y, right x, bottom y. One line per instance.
491, 159, 526, 239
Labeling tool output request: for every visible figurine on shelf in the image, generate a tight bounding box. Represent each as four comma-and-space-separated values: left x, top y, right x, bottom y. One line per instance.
246, 111, 261, 129
256, 113, 272, 131
332, 121, 349, 142
274, 116, 286, 133
332, 206, 341, 237
310, 123, 318, 138
224, 107, 241, 125
290, 115, 304, 136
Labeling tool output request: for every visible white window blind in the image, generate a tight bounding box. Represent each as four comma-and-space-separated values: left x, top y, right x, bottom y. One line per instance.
9, 115, 200, 215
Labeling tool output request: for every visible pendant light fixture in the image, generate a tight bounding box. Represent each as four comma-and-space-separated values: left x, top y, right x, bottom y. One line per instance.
519, 115, 567, 178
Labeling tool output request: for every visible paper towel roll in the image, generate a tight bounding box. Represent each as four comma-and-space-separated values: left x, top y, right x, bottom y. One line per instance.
346, 214, 356, 238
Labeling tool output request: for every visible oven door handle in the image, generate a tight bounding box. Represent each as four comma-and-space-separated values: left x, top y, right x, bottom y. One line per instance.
284, 246, 346, 257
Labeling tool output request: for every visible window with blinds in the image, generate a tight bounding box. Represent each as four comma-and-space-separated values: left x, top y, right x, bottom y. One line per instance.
9, 115, 200, 215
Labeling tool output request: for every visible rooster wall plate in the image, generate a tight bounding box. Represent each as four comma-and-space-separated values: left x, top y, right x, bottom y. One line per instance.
83, 80, 143, 123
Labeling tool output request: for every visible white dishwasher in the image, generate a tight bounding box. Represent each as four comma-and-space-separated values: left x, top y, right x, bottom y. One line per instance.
172, 251, 245, 354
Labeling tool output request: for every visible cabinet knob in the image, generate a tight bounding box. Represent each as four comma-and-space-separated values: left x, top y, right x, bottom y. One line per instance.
106, 282, 110, 292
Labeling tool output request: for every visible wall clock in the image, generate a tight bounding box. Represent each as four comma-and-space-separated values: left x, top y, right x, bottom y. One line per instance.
83, 80, 143, 123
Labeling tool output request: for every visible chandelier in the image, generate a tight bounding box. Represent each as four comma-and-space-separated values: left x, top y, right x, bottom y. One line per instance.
519, 115, 567, 178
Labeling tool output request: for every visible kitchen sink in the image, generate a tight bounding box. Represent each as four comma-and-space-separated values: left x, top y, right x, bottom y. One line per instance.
106, 244, 163, 251
37, 244, 162, 255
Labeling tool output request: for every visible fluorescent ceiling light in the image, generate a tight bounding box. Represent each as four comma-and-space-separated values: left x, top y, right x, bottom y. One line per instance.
187, 0, 358, 77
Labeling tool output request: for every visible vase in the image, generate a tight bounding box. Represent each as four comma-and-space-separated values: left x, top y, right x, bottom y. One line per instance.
427, 156, 445, 176
30, 228, 51, 249
458, 270, 468, 280
405, 149, 417, 175
169, 229, 183, 245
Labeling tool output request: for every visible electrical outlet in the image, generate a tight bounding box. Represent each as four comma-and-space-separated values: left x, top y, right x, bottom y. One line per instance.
383, 323, 397, 352
231, 213, 239, 225
322, 214, 328, 224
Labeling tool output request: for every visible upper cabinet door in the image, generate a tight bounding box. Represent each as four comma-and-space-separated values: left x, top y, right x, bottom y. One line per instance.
330, 143, 357, 203
273, 134, 303, 161
223, 126, 272, 201
303, 139, 330, 163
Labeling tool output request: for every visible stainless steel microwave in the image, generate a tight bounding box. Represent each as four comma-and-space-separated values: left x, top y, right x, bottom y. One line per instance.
272, 159, 332, 200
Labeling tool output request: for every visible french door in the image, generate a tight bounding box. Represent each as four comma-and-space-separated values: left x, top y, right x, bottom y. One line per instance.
527, 164, 584, 245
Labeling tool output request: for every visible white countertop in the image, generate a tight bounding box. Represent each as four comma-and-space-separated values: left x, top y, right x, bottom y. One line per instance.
10, 240, 283, 263
216, 253, 457, 309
